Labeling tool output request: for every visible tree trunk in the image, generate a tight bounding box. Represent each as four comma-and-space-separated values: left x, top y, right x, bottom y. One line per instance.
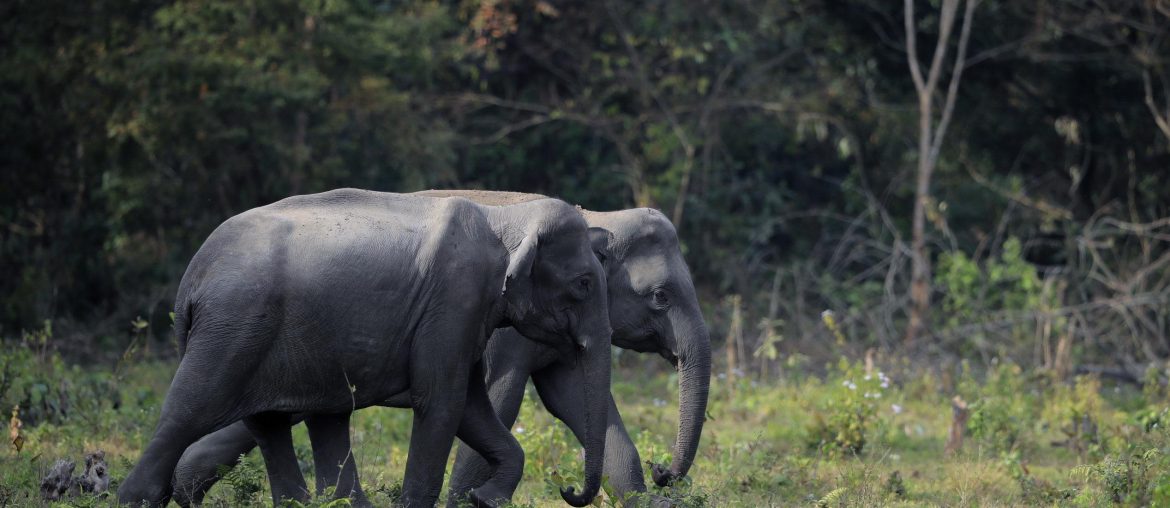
903, 0, 979, 347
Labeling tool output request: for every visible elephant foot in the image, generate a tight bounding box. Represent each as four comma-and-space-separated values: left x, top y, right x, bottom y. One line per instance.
467, 485, 509, 508
118, 470, 174, 508
117, 484, 170, 508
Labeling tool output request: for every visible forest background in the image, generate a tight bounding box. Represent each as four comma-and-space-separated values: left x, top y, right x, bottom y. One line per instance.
4, 0, 1170, 386
6, 1, 1170, 505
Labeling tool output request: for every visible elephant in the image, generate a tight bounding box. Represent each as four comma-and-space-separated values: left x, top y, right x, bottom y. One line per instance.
170, 191, 711, 505
117, 189, 614, 508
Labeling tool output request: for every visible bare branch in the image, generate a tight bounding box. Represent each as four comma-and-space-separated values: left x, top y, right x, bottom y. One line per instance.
929, 0, 980, 168
924, 0, 961, 94
1143, 68, 1170, 142
904, 0, 926, 93
468, 115, 553, 145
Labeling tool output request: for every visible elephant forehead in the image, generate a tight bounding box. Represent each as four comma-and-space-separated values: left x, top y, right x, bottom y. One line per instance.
538, 235, 596, 274
620, 254, 671, 290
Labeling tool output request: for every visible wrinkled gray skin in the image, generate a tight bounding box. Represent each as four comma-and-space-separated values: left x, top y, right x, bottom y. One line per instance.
118, 189, 613, 508
444, 192, 712, 504
172, 191, 711, 506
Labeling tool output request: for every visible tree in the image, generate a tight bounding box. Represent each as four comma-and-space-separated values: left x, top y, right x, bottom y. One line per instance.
903, 0, 979, 347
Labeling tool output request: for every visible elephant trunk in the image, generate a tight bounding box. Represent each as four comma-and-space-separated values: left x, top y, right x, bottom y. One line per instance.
559, 336, 611, 507
653, 315, 711, 487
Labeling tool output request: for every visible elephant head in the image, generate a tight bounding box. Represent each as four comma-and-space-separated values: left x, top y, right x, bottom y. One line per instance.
586, 208, 712, 487
491, 199, 613, 506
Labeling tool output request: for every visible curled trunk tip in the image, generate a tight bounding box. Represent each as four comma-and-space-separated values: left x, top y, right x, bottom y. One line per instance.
559, 486, 594, 507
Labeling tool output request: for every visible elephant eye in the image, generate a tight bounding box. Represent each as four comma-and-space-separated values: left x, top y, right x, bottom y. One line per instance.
571, 276, 591, 299
652, 289, 670, 307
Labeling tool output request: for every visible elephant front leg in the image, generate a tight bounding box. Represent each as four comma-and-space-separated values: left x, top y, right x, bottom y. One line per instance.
447, 358, 533, 507
305, 412, 370, 507
403, 367, 470, 507
454, 363, 524, 507
244, 412, 310, 505
533, 365, 649, 500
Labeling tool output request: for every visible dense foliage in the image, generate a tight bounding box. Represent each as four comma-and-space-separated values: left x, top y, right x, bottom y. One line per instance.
3, 0, 1170, 373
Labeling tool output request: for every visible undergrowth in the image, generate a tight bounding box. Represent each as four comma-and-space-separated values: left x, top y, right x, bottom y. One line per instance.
1, 326, 1168, 506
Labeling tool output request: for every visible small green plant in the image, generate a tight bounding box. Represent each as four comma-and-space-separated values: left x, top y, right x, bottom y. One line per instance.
218, 453, 266, 505
965, 362, 1035, 455
1042, 375, 1103, 460
1072, 445, 1170, 506
805, 359, 891, 456
369, 481, 402, 505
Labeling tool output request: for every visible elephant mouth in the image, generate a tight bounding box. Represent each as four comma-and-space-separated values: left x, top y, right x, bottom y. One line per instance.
612, 329, 661, 353
660, 348, 679, 367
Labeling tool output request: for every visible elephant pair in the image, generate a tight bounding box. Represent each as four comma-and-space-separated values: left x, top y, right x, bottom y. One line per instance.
118, 190, 612, 507
120, 189, 711, 507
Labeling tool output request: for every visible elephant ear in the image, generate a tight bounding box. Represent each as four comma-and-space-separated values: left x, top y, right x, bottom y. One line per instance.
588, 227, 613, 267
503, 233, 539, 303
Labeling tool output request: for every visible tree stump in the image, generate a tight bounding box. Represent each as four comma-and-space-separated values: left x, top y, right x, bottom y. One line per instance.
945, 396, 969, 455
40, 459, 76, 501
39, 450, 109, 500
79, 450, 110, 494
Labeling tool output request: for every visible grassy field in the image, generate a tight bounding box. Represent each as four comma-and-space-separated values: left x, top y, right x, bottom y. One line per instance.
1, 337, 1168, 507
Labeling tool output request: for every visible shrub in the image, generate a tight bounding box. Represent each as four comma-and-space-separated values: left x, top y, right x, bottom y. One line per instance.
965, 362, 1036, 455
0, 322, 119, 429
805, 359, 892, 456
1041, 375, 1104, 460
1072, 447, 1170, 506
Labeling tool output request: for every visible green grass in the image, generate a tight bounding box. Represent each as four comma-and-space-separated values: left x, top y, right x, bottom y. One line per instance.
1, 343, 1169, 507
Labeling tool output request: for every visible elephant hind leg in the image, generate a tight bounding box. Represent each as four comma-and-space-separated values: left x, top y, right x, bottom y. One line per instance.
172, 421, 258, 507
119, 355, 254, 507
244, 412, 310, 505
306, 412, 369, 506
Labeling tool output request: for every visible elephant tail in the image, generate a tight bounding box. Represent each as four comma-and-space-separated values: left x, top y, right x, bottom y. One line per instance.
173, 288, 194, 358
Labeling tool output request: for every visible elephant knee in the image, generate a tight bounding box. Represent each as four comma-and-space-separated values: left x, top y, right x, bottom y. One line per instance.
485, 435, 524, 471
